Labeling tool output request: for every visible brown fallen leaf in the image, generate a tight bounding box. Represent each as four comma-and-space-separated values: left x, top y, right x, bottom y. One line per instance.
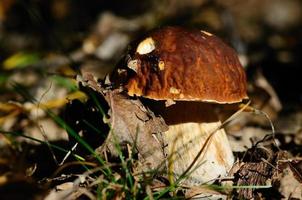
278, 164, 302, 199
287, 158, 302, 184
279, 157, 302, 184
229, 146, 277, 199
100, 90, 168, 171
78, 73, 168, 172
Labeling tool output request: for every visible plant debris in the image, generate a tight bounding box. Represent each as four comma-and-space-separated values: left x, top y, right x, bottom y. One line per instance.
79, 73, 168, 172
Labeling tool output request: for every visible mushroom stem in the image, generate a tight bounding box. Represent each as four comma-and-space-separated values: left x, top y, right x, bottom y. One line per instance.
164, 121, 234, 185
143, 100, 237, 185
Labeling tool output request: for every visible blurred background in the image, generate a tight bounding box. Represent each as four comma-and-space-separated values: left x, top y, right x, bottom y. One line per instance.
0, 0, 302, 198
1, 0, 302, 166
1, 0, 302, 105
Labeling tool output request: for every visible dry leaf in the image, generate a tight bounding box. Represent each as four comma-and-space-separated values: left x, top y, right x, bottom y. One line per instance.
278, 164, 302, 199
79, 73, 168, 171
230, 147, 275, 199
101, 91, 168, 171
288, 158, 302, 183
185, 185, 227, 199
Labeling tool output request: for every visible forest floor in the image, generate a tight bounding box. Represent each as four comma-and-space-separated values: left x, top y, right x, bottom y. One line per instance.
0, 0, 302, 199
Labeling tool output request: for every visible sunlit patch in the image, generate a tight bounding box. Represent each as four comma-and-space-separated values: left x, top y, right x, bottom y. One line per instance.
158, 60, 165, 70
127, 59, 139, 72
201, 30, 213, 36
136, 37, 156, 55
169, 87, 180, 94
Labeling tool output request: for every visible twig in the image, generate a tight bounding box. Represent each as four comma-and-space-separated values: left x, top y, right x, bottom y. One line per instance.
59, 143, 79, 166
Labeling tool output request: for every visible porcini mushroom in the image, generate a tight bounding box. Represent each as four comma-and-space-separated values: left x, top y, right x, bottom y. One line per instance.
110, 26, 248, 185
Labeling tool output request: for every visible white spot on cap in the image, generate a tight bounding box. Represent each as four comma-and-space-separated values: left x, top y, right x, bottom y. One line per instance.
127, 59, 139, 72
169, 87, 180, 94
201, 30, 213, 36
158, 60, 165, 70
136, 37, 156, 55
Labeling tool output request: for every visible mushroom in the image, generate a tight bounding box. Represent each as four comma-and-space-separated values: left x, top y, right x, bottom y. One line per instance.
110, 26, 248, 185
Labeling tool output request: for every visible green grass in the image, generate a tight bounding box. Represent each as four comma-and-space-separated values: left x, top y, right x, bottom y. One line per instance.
51, 75, 78, 92
0, 76, 275, 199
3, 52, 40, 70
0, 77, 163, 199
0, 130, 85, 162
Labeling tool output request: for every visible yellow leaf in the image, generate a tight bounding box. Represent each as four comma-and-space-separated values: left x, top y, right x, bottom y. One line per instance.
3, 52, 39, 70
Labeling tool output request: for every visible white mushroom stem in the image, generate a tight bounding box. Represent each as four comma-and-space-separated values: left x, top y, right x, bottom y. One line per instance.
163, 121, 234, 185
143, 100, 237, 186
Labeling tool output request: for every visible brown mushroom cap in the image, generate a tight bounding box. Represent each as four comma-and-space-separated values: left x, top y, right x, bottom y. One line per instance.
111, 26, 248, 104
